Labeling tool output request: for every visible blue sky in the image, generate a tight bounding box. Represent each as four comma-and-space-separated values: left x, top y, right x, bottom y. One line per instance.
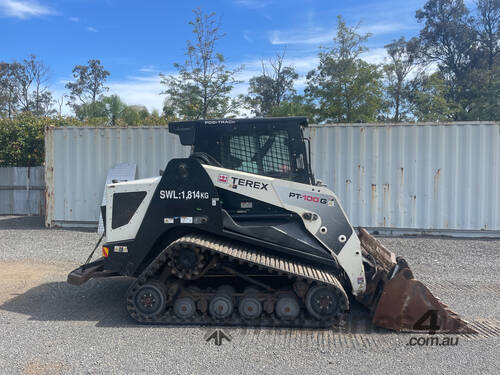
0, 0, 444, 113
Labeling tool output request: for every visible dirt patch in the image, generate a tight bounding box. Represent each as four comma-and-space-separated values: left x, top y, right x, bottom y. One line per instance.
22, 358, 64, 375
0, 261, 68, 304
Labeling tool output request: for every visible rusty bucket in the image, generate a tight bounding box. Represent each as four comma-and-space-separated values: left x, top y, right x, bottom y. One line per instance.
358, 228, 476, 334
372, 266, 476, 333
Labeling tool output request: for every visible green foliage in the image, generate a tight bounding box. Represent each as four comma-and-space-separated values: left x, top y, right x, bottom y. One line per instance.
267, 95, 317, 123
306, 16, 386, 122
70, 95, 168, 126
0, 55, 54, 119
415, 0, 499, 120
0, 109, 169, 166
0, 113, 75, 167
245, 51, 299, 116
383, 37, 418, 121
65, 59, 110, 117
407, 72, 460, 121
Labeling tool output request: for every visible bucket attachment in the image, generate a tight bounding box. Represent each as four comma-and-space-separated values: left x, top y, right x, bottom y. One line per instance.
372, 266, 476, 333
358, 228, 476, 334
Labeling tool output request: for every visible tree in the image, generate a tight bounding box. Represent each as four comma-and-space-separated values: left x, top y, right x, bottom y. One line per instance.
415, 0, 477, 118
30, 56, 53, 116
416, 0, 476, 77
0, 56, 54, 118
245, 50, 298, 116
65, 59, 110, 116
55, 95, 66, 117
306, 16, 385, 123
0, 62, 22, 118
383, 37, 419, 121
475, 0, 500, 70
267, 95, 317, 122
408, 72, 459, 121
465, 0, 500, 120
16, 55, 36, 113
160, 8, 242, 120
102, 95, 126, 126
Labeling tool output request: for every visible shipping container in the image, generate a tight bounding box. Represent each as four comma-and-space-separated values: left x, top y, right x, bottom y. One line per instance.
0, 166, 44, 215
45, 122, 500, 236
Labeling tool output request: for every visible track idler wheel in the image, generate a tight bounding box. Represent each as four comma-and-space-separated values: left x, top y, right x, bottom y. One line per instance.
209, 285, 234, 320
275, 293, 300, 321
133, 282, 167, 318
238, 287, 262, 320
305, 286, 342, 320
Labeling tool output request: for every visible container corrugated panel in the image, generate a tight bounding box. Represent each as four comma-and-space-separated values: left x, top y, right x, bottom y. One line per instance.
0, 166, 44, 215
45, 122, 500, 235
45, 127, 189, 227
306, 122, 500, 234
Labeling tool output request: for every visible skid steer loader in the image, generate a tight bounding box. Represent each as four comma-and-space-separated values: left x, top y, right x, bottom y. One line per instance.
68, 117, 473, 332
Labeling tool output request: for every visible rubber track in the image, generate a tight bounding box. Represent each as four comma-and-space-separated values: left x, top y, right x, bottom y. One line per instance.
126, 234, 349, 328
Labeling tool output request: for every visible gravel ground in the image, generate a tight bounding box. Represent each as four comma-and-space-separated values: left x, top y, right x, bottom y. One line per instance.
0, 215, 498, 374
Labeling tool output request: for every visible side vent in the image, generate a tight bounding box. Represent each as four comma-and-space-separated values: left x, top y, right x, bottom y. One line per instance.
112, 191, 147, 229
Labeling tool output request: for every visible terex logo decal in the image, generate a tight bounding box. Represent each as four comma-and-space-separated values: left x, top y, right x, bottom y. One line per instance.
231, 177, 268, 190
218, 174, 228, 183
217, 174, 269, 190
289, 192, 334, 206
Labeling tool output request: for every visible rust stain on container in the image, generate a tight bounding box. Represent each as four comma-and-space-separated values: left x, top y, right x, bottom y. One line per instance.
434, 168, 441, 198
383, 184, 390, 199
357, 165, 365, 177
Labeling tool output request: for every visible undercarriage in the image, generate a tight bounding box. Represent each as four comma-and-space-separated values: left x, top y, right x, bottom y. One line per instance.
126, 234, 349, 327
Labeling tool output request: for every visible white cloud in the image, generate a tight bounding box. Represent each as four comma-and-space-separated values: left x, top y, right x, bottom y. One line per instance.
86, 26, 98, 32
68, 16, 79, 22
270, 22, 415, 45
269, 27, 332, 45
243, 30, 253, 43
358, 22, 416, 36
361, 48, 388, 65
139, 66, 159, 73
233, 0, 272, 9
107, 75, 164, 112
0, 0, 55, 19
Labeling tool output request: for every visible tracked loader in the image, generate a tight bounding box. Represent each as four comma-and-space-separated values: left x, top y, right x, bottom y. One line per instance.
68, 117, 473, 332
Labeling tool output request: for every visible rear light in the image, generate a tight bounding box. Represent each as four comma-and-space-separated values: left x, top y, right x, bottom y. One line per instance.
102, 246, 109, 258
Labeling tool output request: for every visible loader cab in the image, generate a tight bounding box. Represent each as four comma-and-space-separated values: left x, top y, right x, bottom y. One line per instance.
169, 117, 314, 185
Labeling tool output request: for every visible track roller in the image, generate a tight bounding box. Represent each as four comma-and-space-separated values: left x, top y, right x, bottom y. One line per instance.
173, 296, 197, 319
238, 287, 262, 320
209, 285, 234, 320
275, 293, 300, 321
